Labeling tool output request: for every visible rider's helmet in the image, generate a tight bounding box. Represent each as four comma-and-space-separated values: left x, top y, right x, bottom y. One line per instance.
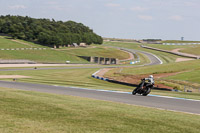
149, 75, 153, 78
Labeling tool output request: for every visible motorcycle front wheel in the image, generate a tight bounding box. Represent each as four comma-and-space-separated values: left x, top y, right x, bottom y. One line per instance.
132, 89, 137, 95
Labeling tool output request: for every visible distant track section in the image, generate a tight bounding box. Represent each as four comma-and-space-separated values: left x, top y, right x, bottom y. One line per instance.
104, 45, 162, 65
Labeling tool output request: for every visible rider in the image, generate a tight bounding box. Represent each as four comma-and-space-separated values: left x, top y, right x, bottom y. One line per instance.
143, 75, 154, 88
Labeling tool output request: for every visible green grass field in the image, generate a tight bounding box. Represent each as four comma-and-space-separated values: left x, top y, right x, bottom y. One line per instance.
0, 49, 87, 63
0, 36, 48, 48
180, 46, 200, 56
0, 87, 200, 133
60, 45, 130, 60
0, 37, 31, 48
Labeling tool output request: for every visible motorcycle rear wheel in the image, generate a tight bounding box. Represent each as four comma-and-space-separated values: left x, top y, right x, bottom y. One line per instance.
142, 87, 151, 96
132, 89, 137, 95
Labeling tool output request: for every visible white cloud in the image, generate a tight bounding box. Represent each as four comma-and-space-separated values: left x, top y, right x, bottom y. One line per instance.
169, 15, 183, 21
130, 6, 148, 12
138, 15, 153, 21
9, 5, 27, 10
105, 3, 120, 7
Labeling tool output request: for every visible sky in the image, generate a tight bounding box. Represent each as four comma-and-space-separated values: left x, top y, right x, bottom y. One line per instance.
0, 0, 200, 40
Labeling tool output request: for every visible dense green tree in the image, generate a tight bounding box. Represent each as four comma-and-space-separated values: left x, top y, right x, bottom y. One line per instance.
0, 15, 103, 47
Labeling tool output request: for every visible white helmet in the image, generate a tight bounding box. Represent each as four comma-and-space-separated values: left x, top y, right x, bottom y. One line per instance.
149, 75, 153, 78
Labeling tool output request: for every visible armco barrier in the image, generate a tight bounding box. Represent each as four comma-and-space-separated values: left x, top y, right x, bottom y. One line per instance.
92, 70, 172, 91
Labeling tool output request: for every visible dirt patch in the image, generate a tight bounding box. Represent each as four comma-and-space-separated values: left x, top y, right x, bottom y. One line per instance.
106, 73, 177, 83
0, 75, 30, 79
101, 70, 185, 90
171, 48, 183, 53
107, 74, 175, 89
95, 68, 112, 77
175, 58, 195, 62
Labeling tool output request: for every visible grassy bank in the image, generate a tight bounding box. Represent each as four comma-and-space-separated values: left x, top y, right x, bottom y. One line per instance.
0, 87, 200, 133
145, 44, 200, 56
0, 49, 87, 63
0, 37, 130, 63
0, 36, 48, 48
60, 45, 130, 60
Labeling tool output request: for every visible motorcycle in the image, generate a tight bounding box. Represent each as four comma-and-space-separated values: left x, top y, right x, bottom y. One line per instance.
132, 79, 153, 96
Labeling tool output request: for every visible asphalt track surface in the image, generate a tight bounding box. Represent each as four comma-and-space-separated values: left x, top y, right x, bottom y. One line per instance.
0, 48, 199, 115
0, 81, 199, 115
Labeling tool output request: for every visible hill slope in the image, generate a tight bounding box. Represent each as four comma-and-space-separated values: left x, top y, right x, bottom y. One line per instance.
0, 36, 129, 63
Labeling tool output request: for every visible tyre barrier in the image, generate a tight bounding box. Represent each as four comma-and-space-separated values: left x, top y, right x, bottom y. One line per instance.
92, 74, 108, 81
91, 70, 172, 91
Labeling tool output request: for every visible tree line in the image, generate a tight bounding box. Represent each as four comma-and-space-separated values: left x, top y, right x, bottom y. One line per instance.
0, 15, 103, 47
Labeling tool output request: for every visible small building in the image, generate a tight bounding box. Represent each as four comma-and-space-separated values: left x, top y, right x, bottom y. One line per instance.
72, 43, 78, 47
80, 43, 87, 47
141, 39, 162, 44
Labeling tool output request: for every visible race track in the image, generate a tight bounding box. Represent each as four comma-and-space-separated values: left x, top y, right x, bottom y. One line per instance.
0, 48, 199, 115
0, 81, 199, 115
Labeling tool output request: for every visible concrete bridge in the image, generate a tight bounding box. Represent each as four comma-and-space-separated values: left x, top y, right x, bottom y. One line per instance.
79, 56, 119, 65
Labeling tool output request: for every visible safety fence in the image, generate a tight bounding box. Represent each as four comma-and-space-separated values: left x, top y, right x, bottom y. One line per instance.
163, 43, 200, 45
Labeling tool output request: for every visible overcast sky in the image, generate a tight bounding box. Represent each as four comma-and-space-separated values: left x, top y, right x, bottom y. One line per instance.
0, 0, 200, 40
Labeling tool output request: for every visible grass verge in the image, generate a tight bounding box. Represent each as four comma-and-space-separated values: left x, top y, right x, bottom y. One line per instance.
0, 87, 200, 133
